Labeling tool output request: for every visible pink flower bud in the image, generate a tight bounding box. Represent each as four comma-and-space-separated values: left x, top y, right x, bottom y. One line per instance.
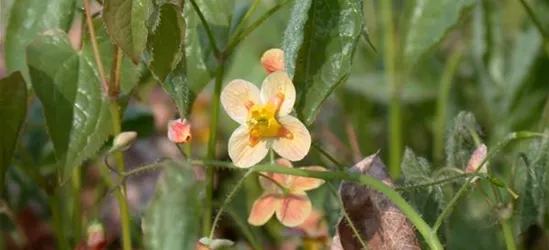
465, 144, 488, 174
168, 118, 192, 144
260, 48, 285, 73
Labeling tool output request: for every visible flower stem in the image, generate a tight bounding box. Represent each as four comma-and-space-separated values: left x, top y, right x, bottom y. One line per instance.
258, 173, 287, 193
210, 169, 253, 239
434, 47, 464, 163
228, 0, 260, 43
109, 102, 133, 250
72, 166, 82, 241
327, 183, 368, 249
83, 0, 109, 95
501, 218, 517, 250
518, 0, 549, 43
395, 173, 470, 192
381, 0, 400, 178
311, 143, 346, 171
204, 60, 226, 236
83, 0, 131, 247
224, 0, 290, 56
49, 195, 69, 250
189, 0, 221, 58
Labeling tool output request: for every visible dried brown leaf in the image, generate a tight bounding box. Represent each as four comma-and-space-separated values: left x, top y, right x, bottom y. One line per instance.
332, 153, 420, 250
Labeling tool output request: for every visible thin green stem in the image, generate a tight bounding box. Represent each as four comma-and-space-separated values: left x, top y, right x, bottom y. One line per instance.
434, 48, 464, 163
258, 173, 288, 193
212, 201, 263, 250
431, 131, 544, 233
328, 183, 368, 250
204, 61, 226, 236
84, 0, 131, 247
501, 218, 517, 250
83, 0, 109, 94
210, 170, 253, 239
109, 46, 123, 97
189, 0, 221, 58
381, 0, 400, 178
311, 143, 346, 171
72, 166, 82, 241
518, 0, 549, 42
110, 103, 133, 250
49, 195, 69, 250
224, 0, 290, 56
395, 173, 470, 192
269, 149, 275, 164
431, 177, 468, 233
228, 0, 260, 44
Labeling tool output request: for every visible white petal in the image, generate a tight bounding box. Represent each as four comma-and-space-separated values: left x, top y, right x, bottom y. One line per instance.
260, 72, 295, 116
272, 116, 311, 161
228, 126, 269, 168
221, 79, 260, 124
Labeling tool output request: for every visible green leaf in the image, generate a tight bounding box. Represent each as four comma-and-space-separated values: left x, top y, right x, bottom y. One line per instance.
26, 30, 113, 180
0, 72, 27, 192
404, 0, 475, 68
145, 3, 185, 83
282, 0, 364, 125
103, 0, 151, 63
143, 161, 202, 250
5, 0, 76, 84
145, 3, 192, 116
516, 131, 549, 231
399, 148, 445, 225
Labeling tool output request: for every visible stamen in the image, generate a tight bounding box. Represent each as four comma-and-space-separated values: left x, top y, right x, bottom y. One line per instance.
278, 127, 294, 140
268, 92, 285, 111
249, 135, 261, 147
244, 100, 255, 110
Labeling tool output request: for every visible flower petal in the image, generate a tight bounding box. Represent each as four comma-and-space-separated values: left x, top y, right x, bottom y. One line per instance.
260, 72, 295, 116
228, 126, 269, 168
290, 166, 327, 192
272, 116, 311, 161
276, 192, 312, 227
221, 79, 260, 124
248, 193, 281, 226
259, 158, 294, 191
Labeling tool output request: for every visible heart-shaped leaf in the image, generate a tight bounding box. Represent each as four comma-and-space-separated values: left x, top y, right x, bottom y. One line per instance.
5, 0, 76, 84
0, 71, 28, 192
27, 30, 112, 180
404, 0, 475, 68
143, 161, 202, 250
283, 0, 364, 125
103, 0, 151, 63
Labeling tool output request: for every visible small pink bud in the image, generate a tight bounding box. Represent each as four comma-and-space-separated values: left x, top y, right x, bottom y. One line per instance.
465, 144, 488, 174
260, 48, 285, 73
168, 118, 192, 143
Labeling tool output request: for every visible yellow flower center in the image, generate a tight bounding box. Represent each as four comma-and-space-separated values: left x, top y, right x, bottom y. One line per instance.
246, 92, 293, 146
